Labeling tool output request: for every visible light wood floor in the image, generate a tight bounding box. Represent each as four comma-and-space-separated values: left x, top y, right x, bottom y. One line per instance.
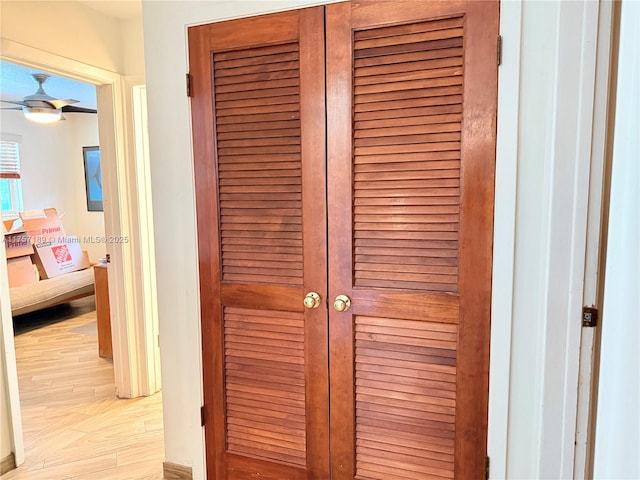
2, 298, 166, 480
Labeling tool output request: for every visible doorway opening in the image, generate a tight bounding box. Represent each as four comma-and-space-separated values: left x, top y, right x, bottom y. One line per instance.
0, 47, 162, 472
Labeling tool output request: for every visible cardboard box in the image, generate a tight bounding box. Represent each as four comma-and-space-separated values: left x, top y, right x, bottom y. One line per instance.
19, 208, 65, 241
3, 217, 23, 233
7, 256, 38, 287
32, 235, 90, 279
4, 231, 34, 259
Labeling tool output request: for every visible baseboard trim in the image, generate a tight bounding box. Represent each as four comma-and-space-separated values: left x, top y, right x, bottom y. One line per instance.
163, 461, 193, 479
1, 453, 16, 475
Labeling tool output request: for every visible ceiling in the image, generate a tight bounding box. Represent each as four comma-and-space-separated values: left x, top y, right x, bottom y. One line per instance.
0, 60, 98, 111
75, 0, 142, 21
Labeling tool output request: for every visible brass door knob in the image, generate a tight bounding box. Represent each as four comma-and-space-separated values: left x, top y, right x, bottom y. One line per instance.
303, 292, 321, 309
333, 295, 351, 312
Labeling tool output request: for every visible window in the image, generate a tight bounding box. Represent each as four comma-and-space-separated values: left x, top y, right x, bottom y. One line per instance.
0, 134, 23, 217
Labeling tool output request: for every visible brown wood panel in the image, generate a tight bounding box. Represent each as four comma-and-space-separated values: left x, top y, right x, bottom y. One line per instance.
215, 60, 300, 78
189, 6, 329, 480
327, 2, 498, 480
216, 43, 299, 62
354, 47, 464, 69
298, 8, 331, 480
354, 16, 462, 39
326, 3, 356, 479
355, 316, 458, 480
206, 11, 299, 51
214, 40, 303, 288
355, 23, 464, 48
215, 68, 299, 86
189, 21, 226, 480
227, 454, 308, 480
355, 56, 463, 79
350, 0, 466, 27
354, 85, 463, 106
93, 265, 112, 359
455, 1, 499, 477
224, 307, 306, 467
354, 101, 463, 120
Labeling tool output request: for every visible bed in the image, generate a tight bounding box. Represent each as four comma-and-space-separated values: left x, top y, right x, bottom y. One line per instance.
10, 268, 95, 316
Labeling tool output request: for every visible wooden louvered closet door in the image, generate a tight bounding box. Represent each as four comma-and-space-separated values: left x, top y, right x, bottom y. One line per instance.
189, 7, 330, 480
327, 2, 498, 479
190, 1, 498, 479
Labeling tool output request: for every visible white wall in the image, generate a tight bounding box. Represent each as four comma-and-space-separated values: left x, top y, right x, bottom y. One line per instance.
0, 112, 106, 261
490, 2, 611, 478
121, 15, 146, 78
1, 1, 123, 74
593, 1, 640, 478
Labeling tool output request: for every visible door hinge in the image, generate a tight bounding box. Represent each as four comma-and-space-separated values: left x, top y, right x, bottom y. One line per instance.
497, 35, 503, 66
582, 306, 599, 327
200, 405, 205, 426
485, 455, 490, 480
186, 73, 193, 97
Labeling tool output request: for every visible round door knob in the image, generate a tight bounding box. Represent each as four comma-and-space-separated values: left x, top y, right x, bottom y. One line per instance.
303, 292, 321, 309
333, 295, 351, 312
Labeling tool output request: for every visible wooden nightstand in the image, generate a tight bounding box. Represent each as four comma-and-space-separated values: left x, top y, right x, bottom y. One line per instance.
93, 264, 112, 359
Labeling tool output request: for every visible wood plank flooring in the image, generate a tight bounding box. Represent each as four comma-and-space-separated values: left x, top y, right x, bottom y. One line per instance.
2, 298, 165, 480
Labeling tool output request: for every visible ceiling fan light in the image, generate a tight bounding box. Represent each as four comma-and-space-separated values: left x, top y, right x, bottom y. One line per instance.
22, 106, 62, 123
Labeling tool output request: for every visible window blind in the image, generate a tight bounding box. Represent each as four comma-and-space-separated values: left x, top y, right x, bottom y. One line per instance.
0, 139, 21, 179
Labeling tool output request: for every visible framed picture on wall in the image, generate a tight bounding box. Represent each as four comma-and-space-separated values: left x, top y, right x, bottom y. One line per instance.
83, 146, 103, 212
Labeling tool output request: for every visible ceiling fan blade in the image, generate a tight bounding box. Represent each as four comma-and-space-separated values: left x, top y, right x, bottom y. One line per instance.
61, 105, 97, 114
0, 107, 22, 111
1, 99, 27, 106
48, 98, 79, 109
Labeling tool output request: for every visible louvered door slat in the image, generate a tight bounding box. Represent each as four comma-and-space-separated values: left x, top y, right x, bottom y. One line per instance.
354, 15, 464, 40
355, 160, 460, 172
218, 121, 301, 133
355, 315, 457, 480
356, 83, 463, 105
355, 56, 462, 78
215, 69, 299, 86
355, 102, 462, 120
353, 17, 464, 294
215, 41, 303, 284
218, 129, 302, 141
224, 307, 306, 467
216, 85, 300, 103
215, 60, 300, 78
354, 36, 463, 60
354, 47, 464, 69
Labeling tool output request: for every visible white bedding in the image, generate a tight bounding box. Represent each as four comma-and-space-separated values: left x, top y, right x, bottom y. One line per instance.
10, 267, 95, 316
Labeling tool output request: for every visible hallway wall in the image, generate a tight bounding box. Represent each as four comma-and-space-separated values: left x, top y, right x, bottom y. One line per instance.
593, 1, 640, 477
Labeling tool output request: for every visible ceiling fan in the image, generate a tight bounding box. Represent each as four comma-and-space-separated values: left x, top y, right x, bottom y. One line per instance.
1, 73, 97, 123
